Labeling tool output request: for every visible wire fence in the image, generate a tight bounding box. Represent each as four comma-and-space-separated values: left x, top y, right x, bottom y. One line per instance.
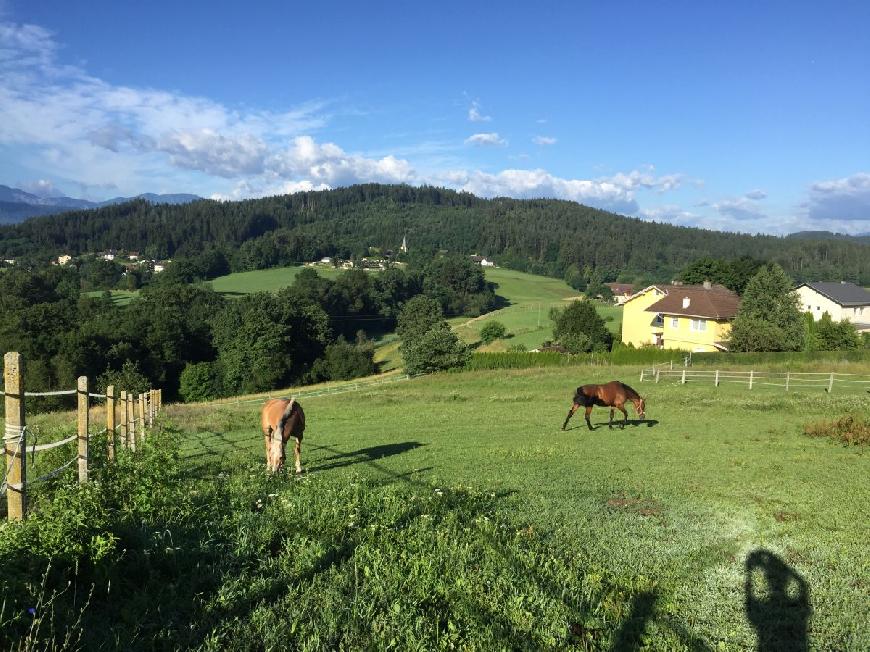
2, 352, 163, 520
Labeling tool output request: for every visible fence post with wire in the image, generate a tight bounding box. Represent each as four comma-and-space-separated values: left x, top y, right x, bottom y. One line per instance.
4, 352, 26, 520
2, 352, 162, 521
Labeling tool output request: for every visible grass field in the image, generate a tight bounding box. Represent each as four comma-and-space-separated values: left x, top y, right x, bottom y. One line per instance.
84, 289, 139, 305
206, 264, 343, 296
6, 364, 870, 649
453, 268, 622, 352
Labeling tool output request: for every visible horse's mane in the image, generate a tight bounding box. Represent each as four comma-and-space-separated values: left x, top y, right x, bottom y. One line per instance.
620, 383, 641, 400
277, 397, 296, 435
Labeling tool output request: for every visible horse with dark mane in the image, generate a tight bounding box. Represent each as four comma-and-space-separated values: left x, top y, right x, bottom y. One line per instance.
261, 397, 306, 473
561, 381, 646, 431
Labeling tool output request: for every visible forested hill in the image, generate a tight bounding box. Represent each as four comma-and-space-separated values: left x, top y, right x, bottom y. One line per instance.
1, 184, 867, 284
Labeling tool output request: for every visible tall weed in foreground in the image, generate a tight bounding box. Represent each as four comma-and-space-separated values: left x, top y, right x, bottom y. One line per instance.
0, 422, 679, 651
804, 414, 870, 446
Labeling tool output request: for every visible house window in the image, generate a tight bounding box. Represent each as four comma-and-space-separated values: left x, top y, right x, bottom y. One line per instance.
816, 306, 820, 311
671, 317, 679, 328
652, 314, 663, 327
691, 319, 707, 332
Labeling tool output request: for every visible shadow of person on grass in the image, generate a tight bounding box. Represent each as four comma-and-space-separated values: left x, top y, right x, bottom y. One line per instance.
745, 549, 811, 652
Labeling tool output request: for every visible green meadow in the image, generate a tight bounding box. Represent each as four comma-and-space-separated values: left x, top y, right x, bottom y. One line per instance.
206, 264, 343, 296
7, 364, 868, 650
454, 268, 622, 351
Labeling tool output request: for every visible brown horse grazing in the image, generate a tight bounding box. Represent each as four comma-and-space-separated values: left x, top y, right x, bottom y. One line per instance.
261, 398, 306, 473
561, 381, 646, 431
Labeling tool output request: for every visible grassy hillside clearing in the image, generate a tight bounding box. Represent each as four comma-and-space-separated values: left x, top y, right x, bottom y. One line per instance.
206, 264, 342, 296
8, 364, 867, 649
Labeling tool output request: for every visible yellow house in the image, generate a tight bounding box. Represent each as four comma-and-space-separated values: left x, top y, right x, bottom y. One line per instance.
621, 282, 740, 352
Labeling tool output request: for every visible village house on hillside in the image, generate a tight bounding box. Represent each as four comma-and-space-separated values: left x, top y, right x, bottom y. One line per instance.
605, 282, 635, 304
469, 254, 495, 267
796, 281, 870, 332
621, 281, 740, 352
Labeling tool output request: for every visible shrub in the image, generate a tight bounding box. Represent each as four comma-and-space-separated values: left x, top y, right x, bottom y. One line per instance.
479, 321, 507, 343
804, 414, 870, 446
308, 335, 377, 382
550, 299, 612, 353
403, 324, 470, 375
179, 361, 224, 402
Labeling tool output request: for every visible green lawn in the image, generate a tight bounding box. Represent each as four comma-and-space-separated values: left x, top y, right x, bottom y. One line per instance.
206, 264, 343, 296
85, 289, 139, 305
163, 367, 868, 650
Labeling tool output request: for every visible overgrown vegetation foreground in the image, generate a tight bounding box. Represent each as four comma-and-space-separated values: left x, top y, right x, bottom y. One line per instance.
2, 366, 869, 650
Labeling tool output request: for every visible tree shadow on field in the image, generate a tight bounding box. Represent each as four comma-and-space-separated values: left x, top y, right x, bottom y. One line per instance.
306, 441, 425, 472
745, 549, 811, 652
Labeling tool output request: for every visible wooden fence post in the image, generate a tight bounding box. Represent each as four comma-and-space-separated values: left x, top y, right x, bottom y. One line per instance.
106, 385, 116, 460
670, 360, 673, 370
119, 390, 128, 448
681, 369, 686, 385
77, 376, 89, 483
4, 352, 26, 520
148, 389, 154, 427
640, 369, 645, 382
785, 373, 790, 392
749, 370, 754, 390
128, 392, 136, 451
138, 393, 146, 440
655, 370, 660, 383
715, 370, 720, 387
827, 373, 834, 393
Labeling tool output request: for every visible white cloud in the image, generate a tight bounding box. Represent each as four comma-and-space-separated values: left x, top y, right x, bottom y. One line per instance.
744, 189, 767, 200
713, 197, 769, 221
465, 132, 506, 147
532, 135, 557, 146
271, 136, 415, 186
805, 172, 870, 222
433, 167, 681, 214
467, 100, 491, 122
0, 21, 326, 191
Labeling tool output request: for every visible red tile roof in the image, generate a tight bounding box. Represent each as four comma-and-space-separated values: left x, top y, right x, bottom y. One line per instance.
644, 284, 740, 319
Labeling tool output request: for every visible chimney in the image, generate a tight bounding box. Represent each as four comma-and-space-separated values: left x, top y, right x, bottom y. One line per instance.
682, 296, 690, 309
703, 280, 712, 290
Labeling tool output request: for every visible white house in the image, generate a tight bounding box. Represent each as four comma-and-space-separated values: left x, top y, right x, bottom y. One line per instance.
796, 281, 870, 332
56, 254, 73, 266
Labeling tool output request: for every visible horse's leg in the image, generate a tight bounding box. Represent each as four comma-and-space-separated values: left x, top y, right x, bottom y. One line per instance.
264, 432, 275, 471
294, 437, 302, 474
609, 408, 614, 429
618, 404, 628, 429
585, 405, 594, 430
562, 403, 579, 430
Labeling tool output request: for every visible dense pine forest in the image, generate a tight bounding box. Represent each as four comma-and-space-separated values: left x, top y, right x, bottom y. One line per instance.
0, 184, 867, 284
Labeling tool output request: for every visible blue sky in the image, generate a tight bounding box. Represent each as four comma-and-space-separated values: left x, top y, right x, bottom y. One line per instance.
1, 0, 869, 234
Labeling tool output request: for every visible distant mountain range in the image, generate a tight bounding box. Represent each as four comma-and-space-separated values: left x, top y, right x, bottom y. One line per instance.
0, 185, 201, 223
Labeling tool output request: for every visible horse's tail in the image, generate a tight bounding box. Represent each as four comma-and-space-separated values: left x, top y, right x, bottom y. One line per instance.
276, 397, 296, 437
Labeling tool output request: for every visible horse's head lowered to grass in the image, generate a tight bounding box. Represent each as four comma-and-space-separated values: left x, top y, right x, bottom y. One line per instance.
261, 397, 306, 473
